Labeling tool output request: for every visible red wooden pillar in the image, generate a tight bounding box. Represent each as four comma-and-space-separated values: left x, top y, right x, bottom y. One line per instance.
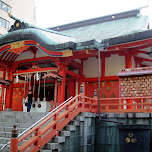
5, 67, 13, 109
101, 54, 105, 77
54, 80, 57, 103
0, 70, 6, 110
67, 78, 75, 98
57, 65, 66, 103
127, 99, 133, 109
125, 51, 133, 109
78, 59, 83, 94
125, 52, 132, 69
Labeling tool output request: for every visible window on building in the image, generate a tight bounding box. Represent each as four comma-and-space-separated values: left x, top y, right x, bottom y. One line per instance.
0, 17, 10, 29
0, 1, 11, 13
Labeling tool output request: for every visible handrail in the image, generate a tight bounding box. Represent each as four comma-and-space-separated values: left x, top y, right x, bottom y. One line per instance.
1, 96, 73, 152
83, 95, 152, 113
16, 94, 81, 151
18, 95, 81, 145
3, 94, 152, 152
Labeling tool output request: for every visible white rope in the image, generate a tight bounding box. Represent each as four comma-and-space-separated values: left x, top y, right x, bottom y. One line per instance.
32, 74, 35, 103
43, 76, 46, 101
29, 74, 31, 89
37, 73, 41, 102
23, 75, 26, 103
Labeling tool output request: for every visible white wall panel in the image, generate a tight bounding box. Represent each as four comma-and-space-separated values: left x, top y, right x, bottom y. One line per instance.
83, 57, 99, 78
0, 71, 3, 77
15, 51, 34, 61
132, 57, 135, 68
105, 54, 125, 76
36, 49, 48, 58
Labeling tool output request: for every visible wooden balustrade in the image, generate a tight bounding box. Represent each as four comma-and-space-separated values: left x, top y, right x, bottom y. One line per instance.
83, 96, 152, 113
9, 95, 152, 152
15, 95, 82, 152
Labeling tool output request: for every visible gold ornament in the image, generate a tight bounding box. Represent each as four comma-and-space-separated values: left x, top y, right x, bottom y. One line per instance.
106, 86, 110, 91
128, 132, 134, 138
125, 137, 130, 143
16, 23, 19, 27
131, 138, 137, 143
10, 41, 25, 49
62, 50, 73, 57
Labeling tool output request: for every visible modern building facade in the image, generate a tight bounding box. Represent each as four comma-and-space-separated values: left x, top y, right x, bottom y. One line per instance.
0, 0, 36, 35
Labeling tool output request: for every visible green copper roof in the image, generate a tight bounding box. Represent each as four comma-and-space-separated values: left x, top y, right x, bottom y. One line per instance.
60, 15, 149, 43
0, 28, 75, 51
0, 9, 150, 52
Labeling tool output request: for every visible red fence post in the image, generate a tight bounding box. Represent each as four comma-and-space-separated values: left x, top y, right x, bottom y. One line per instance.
10, 124, 18, 152
146, 98, 150, 112
34, 126, 41, 149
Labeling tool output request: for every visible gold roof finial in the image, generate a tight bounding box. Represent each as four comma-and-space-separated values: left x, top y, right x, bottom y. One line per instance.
8, 13, 11, 18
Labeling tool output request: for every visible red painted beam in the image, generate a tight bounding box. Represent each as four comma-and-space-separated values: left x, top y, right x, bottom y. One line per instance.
13, 56, 56, 66
133, 43, 152, 50
0, 60, 12, 67
108, 38, 152, 50
42, 72, 63, 79
13, 67, 58, 75
135, 57, 152, 62
83, 76, 119, 82
66, 70, 81, 79
69, 59, 81, 69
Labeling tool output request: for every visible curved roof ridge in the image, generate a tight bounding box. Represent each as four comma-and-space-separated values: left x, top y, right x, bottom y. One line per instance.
8, 13, 71, 37
49, 6, 148, 32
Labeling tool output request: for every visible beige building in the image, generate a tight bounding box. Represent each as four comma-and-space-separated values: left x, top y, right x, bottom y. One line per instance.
0, 0, 36, 35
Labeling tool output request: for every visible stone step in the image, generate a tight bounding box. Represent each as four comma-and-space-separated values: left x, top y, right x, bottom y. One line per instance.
66, 125, 76, 131
0, 122, 32, 128
43, 143, 59, 150
0, 137, 27, 145
0, 111, 85, 152
70, 120, 80, 126
0, 118, 35, 123
54, 136, 65, 143
60, 131, 70, 137
75, 116, 85, 122
0, 131, 34, 140
0, 111, 48, 118
40, 150, 52, 152
0, 143, 10, 152
0, 126, 26, 133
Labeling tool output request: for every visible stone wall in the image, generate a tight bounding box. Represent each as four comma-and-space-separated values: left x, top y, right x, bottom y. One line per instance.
120, 75, 152, 97
57, 112, 152, 152
95, 113, 152, 152
58, 112, 96, 152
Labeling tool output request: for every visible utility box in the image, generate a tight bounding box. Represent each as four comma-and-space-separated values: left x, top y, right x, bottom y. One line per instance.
117, 124, 151, 152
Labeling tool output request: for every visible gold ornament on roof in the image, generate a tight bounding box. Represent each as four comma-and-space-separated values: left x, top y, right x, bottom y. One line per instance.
16, 23, 19, 27
62, 50, 73, 57
10, 41, 25, 49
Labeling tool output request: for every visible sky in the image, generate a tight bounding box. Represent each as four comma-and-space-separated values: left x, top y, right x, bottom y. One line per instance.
35, 0, 151, 28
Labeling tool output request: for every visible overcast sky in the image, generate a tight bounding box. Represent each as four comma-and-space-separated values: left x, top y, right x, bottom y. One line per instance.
35, 0, 151, 28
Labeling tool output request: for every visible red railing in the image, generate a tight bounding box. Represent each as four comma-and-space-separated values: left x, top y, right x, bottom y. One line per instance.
3, 94, 152, 152
8, 94, 85, 152
83, 96, 152, 113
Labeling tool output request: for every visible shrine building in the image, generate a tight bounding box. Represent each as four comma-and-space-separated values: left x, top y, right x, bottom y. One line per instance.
0, 7, 152, 112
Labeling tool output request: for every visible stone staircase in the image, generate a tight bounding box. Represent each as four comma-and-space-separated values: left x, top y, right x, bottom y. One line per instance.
0, 111, 48, 152
0, 111, 96, 152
